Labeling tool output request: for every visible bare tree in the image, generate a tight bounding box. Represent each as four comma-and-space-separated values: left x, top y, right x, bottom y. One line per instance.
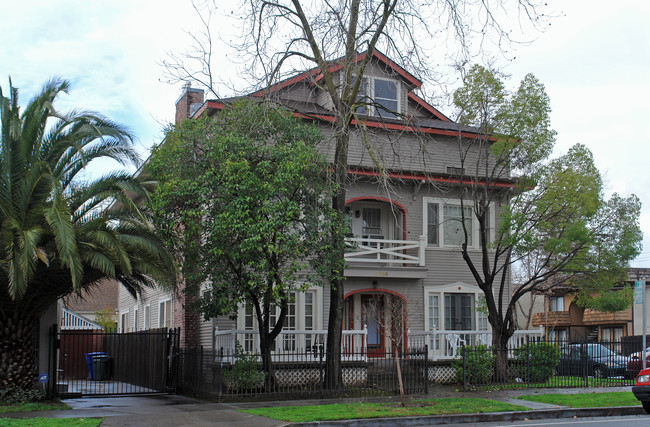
162, 0, 553, 389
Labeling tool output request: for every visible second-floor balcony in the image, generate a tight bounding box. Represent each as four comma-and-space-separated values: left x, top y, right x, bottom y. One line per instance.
344, 235, 427, 278
343, 199, 427, 278
582, 308, 632, 325
532, 311, 572, 327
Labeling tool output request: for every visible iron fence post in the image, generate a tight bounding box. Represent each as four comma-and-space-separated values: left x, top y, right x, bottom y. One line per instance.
462, 342, 467, 391
424, 344, 429, 394
217, 347, 223, 401
319, 345, 324, 399
49, 324, 58, 398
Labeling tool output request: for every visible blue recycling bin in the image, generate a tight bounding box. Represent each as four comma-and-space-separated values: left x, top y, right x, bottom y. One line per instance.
86, 352, 108, 380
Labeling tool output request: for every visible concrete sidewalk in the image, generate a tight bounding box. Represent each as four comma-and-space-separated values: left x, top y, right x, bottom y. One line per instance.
1, 387, 646, 426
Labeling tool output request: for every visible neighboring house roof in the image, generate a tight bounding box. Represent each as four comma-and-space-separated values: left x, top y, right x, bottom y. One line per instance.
63, 279, 118, 314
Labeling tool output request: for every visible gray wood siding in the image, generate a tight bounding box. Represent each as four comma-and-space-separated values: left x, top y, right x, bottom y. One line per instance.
344, 181, 512, 326
345, 129, 496, 176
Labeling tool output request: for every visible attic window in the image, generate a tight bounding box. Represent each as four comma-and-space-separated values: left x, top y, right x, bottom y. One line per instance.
374, 79, 398, 119
355, 77, 399, 119
446, 167, 465, 175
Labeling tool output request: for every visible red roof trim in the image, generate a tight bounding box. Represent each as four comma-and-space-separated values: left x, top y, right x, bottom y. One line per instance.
250, 50, 422, 97
368, 50, 421, 88
348, 168, 516, 189
408, 93, 450, 122
201, 102, 487, 140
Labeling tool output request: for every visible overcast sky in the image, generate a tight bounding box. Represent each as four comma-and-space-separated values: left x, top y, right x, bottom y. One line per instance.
2, 1, 649, 266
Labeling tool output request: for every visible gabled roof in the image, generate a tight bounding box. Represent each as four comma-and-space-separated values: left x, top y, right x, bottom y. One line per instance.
192, 50, 490, 140
251, 49, 423, 97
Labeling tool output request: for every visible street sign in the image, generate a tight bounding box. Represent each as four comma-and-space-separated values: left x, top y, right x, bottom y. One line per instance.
38, 372, 49, 384
635, 281, 644, 304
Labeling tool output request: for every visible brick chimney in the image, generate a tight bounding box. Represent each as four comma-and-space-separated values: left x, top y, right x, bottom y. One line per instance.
175, 83, 205, 124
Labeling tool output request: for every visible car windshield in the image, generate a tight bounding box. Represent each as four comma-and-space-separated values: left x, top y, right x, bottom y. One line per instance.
585, 345, 617, 358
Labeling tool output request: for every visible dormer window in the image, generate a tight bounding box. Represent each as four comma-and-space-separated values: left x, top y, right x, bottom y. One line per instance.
355, 77, 400, 119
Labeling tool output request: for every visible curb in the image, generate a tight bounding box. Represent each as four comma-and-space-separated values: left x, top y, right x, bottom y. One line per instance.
287, 406, 647, 426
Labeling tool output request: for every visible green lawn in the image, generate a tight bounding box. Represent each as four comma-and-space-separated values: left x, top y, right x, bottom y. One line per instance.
0, 401, 70, 413
240, 398, 528, 422
0, 418, 101, 427
518, 391, 640, 408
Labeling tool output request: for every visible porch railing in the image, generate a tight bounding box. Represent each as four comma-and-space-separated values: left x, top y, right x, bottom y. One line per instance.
214, 327, 368, 362
344, 235, 426, 266
407, 326, 545, 360
60, 307, 104, 330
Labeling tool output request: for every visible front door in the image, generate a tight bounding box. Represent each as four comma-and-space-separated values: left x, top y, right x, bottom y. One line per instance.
362, 295, 385, 355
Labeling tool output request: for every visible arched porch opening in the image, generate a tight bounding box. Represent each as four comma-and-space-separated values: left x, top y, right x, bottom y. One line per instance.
344, 288, 407, 356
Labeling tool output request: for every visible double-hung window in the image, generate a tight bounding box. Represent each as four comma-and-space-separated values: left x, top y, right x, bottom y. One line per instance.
159, 298, 172, 329
144, 304, 151, 330
549, 296, 564, 312
120, 310, 129, 333
240, 290, 319, 353
424, 197, 495, 249
355, 77, 399, 119
133, 306, 139, 331
424, 198, 479, 248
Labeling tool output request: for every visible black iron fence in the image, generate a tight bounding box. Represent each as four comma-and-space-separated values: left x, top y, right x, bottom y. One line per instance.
52, 327, 180, 397
176, 346, 429, 401
456, 338, 643, 390
174, 338, 650, 399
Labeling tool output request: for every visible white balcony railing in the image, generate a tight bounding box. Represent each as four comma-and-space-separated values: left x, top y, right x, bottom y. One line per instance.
214, 327, 368, 362
60, 307, 104, 330
407, 327, 545, 360
344, 235, 426, 266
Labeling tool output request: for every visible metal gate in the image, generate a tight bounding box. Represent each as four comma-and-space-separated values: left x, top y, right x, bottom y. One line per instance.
50, 326, 180, 397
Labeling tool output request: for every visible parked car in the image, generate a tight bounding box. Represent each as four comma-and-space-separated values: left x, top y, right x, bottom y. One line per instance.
632, 367, 650, 413
627, 353, 650, 379
555, 344, 628, 378
628, 346, 650, 361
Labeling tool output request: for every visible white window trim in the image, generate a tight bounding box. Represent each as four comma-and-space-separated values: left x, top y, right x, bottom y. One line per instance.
422, 197, 495, 250
423, 283, 486, 333
236, 287, 323, 332
356, 76, 401, 118
120, 309, 129, 333
549, 296, 564, 312
158, 297, 172, 329
144, 304, 151, 330
133, 305, 139, 331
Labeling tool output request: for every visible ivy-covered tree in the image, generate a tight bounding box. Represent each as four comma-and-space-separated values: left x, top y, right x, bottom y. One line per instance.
147, 99, 345, 390
450, 65, 642, 379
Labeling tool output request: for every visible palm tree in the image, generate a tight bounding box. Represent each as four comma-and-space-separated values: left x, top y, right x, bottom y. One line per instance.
0, 78, 176, 396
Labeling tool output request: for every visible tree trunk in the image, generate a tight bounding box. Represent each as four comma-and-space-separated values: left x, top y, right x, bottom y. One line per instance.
0, 315, 37, 399
259, 336, 277, 392
325, 126, 350, 390
325, 277, 344, 390
492, 327, 511, 383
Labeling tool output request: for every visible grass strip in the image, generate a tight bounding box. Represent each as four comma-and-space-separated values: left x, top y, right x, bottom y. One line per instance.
518, 391, 640, 408
0, 401, 70, 413
240, 398, 528, 422
0, 418, 101, 426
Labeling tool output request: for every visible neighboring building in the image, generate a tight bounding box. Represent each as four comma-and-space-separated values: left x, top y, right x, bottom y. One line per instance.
62, 279, 118, 324
630, 268, 650, 337
531, 268, 650, 343
118, 51, 539, 357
